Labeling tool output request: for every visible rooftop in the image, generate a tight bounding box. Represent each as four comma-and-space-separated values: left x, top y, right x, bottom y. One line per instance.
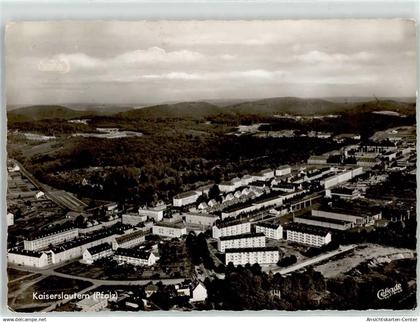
116, 230, 148, 244
225, 246, 278, 253
220, 232, 265, 241
115, 248, 152, 260
255, 222, 280, 230
174, 191, 198, 199
87, 243, 112, 255
284, 223, 331, 236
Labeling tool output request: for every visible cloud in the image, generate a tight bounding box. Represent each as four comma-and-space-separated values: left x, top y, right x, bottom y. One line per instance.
295, 50, 376, 64
38, 58, 70, 73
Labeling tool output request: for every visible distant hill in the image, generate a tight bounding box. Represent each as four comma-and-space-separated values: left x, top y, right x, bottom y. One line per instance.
7, 98, 415, 122
118, 101, 231, 119
7, 104, 136, 122
227, 97, 346, 116
7, 105, 87, 122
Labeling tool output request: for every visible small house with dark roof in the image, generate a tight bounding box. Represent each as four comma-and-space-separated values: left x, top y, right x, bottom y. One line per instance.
114, 248, 158, 266
82, 243, 113, 264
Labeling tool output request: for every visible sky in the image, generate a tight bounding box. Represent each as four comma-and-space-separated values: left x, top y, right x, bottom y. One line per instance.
6, 20, 416, 107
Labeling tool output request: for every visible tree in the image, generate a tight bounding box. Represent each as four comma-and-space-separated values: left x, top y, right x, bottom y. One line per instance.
208, 184, 221, 200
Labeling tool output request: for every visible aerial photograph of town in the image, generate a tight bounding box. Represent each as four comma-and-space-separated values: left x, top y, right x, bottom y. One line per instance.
4, 19, 417, 313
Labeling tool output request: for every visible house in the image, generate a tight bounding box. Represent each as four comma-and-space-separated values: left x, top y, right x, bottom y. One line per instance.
255, 223, 283, 240
175, 281, 208, 302
76, 296, 108, 312
190, 282, 208, 302
114, 248, 158, 266
82, 243, 113, 264
35, 191, 45, 199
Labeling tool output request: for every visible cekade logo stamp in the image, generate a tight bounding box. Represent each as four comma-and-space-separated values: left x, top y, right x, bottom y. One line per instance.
377, 283, 403, 300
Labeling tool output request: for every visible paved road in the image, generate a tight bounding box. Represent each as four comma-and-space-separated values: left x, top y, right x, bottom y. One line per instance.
9, 263, 185, 286
273, 244, 357, 275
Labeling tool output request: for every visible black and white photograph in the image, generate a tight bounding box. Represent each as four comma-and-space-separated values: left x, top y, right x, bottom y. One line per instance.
4, 19, 417, 313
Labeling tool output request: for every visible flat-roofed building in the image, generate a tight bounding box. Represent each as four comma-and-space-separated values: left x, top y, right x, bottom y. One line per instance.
255, 223, 283, 240
24, 226, 79, 251
83, 243, 113, 264
173, 191, 200, 207
275, 165, 291, 177
114, 248, 158, 266
312, 208, 381, 226
219, 181, 236, 193
122, 213, 147, 226
152, 221, 187, 238
138, 204, 167, 222
225, 247, 279, 266
285, 223, 332, 247
307, 155, 328, 165
217, 232, 266, 252
294, 212, 352, 231
320, 167, 363, 189
184, 212, 218, 228
212, 221, 251, 239
327, 187, 361, 200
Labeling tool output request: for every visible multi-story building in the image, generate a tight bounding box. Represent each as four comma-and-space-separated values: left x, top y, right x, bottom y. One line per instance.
285, 223, 332, 247
83, 243, 113, 264
152, 221, 187, 238
217, 233, 265, 252
122, 213, 147, 226
114, 248, 158, 266
184, 212, 218, 228
112, 230, 148, 250
275, 165, 291, 177
212, 221, 251, 239
218, 181, 236, 193
7, 248, 51, 268
307, 155, 328, 165
320, 167, 363, 189
255, 223, 283, 240
225, 247, 279, 266
173, 191, 200, 207
23, 226, 79, 251
138, 204, 167, 222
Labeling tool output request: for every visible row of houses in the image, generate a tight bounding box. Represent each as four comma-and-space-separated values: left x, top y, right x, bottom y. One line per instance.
172, 165, 292, 207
